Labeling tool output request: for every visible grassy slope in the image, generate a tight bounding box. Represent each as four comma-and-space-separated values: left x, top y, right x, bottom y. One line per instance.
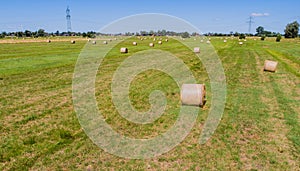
0, 37, 299, 170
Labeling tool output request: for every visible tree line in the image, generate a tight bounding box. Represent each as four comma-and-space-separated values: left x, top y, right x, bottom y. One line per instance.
0, 21, 298, 39
0, 29, 99, 38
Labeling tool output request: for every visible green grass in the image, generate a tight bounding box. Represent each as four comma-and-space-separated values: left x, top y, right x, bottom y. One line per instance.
0, 37, 299, 170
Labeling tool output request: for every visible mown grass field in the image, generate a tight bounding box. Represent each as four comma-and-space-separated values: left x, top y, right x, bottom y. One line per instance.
0, 36, 299, 170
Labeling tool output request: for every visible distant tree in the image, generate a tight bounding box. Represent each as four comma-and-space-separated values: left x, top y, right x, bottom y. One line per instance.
24, 30, 31, 37
125, 32, 131, 36
181, 32, 190, 38
191, 32, 198, 36
55, 30, 60, 36
161, 29, 167, 36
140, 31, 148, 36
82, 32, 87, 37
37, 29, 45, 37
16, 31, 24, 37
284, 21, 299, 38
1, 31, 7, 38
149, 30, 155, 36
256, 26, 264, 36
276, 34, 282, 42
239, 33, 246, 39
87, 31, 96, 38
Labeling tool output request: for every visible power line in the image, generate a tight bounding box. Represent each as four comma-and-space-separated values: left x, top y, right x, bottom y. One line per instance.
66, 6, 72, 32
247, 16, 254, 33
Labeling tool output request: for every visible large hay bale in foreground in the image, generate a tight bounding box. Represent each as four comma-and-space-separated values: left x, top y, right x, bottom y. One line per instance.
194, 47, 200, 53
181, 84, 206, 107
149, 43, 154, 47
120, 47, 128, 53
264, 60, 278, 72
132, 42, 137, 46
71, 40, 75, 44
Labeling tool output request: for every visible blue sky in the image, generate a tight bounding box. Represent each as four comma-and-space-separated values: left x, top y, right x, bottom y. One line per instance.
0, 0, 299, 34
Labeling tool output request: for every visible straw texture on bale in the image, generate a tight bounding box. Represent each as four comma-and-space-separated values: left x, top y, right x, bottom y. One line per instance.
181, 84, 206, 107
149, 43, 154, 47
120, 47, 128, 53
264, 60, 278, 72
194, 47, 200, 53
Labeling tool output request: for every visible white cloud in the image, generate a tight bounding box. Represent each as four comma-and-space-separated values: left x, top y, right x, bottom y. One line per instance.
251, 13, 270, 17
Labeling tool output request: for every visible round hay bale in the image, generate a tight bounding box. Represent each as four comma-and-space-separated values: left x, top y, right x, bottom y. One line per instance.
71, 40, 76, 44
109, 39, 112, 42
132, 42, 137, 46
92, 41, 97, 44
181, 84, 206, 107
206, 40, 210, 44
165, 39, 168, 42
194, 47, 200, 53
224, 40, 227, 43
200, 40, 204, 43
47, 40, 51, 43
149, 43, 154, 47
103, 41, 108, 44
120, 47, 128, 53
158, 41, 162, 45
153, 38, 156, 41
264, 60, 278, 72
239, 42, 243, 45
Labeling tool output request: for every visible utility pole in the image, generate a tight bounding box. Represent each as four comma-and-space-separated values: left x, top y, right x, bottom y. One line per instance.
247, 16, 254, 34
66, 6, 72, 32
